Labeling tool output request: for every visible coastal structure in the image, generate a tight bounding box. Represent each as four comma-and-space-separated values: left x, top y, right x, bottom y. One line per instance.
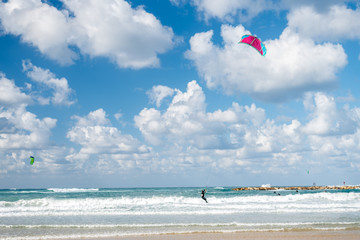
232, 185, 360, 191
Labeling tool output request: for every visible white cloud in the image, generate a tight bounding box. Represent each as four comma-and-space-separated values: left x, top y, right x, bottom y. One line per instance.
66, 109, 151, 172
169, 0, 188, 7
63, 0, 175, 69
0, 151, 26, 175
0, 0, 75, 65
189, 0, 358, 23
134, 81, 306, 172
0, 68, 76, 177
147, 85, 175, 107
135, 81, 360, 174
0, 146, 70, 177
191, 0, 275, 22
185, 24, 347, 102
136, 81, 214, 147
136, 81, 300, 155
287, 5, 360, 41
22, 60, 75, 106
0, 73, 31, 107
71, 108, 109, 127
0, 73, 56, 150
114, 112, 123, 121
276, 92, 360, 170
0, 73, 57, 150
0, 0, 175, 68
303, 92, 358, 136
0, 105, 57, 150
280, 0, 357, 11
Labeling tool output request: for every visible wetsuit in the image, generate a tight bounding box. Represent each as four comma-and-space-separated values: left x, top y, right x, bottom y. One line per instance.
201, 189, 208, 203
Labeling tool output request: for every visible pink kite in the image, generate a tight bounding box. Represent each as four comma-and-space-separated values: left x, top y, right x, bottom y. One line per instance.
239, 35, 266, 56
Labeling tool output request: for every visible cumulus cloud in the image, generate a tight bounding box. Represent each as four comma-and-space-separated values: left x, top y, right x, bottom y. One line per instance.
147, 85, 175, 107
63, 0, 175, 69
66, 109, 151, 172
185, 24, 347, 102
301, 93, 360, 166
191, 0, 275, 22
287, 4, 360, 41
22, 60, 75, 106
0, 73, 57, 150
188, 0, 358, 23
0, 66, 78, 176
136, 81, 301, 158
280, 0, 358, 11
0, 73, 31, 107
0, 105, 57, 149
136, 81, 215, 147
303, 92, 358, 136
182, 0, 360, 46
0, 0, 75, 65
135, 81, 360, 174
135, 81, 305, 172
0, 0, 175, 68
0, 146, 70, 177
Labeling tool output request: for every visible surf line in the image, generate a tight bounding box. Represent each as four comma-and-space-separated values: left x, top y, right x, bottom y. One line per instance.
232, 185, 360, 191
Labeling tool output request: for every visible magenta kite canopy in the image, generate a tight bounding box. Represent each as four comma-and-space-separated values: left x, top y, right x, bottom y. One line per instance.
239, 35, 267, 56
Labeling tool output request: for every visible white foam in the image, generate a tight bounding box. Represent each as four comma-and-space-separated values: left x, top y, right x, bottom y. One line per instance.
47, 188, 99, 193
1, 221, 358, 229
1, 191, 360, 217
2, 189, 360, 239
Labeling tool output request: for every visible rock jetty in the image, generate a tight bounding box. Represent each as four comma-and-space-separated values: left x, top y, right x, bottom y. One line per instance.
232, 185, 360, 191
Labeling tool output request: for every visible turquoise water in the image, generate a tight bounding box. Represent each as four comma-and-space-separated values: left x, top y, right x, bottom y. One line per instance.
1, 187, 360, 239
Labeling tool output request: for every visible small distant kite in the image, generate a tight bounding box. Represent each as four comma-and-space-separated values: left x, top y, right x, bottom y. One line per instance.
30, 156, 35, 165
239, 35, 267, 56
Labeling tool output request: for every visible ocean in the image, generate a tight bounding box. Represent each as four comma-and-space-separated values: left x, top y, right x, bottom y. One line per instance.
1, 187, 360, 239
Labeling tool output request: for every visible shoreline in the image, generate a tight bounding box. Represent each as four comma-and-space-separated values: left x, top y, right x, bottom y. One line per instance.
232, 185, 360, 191
82, 230, 360, 240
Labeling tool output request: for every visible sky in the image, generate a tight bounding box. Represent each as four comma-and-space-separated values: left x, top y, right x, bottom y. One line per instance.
1, 0, 360, 188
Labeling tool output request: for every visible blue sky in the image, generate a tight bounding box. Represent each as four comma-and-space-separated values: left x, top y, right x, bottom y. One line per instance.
1, 0, 360, 188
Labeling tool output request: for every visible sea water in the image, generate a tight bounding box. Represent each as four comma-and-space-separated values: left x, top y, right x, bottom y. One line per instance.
1, 187, 360, 239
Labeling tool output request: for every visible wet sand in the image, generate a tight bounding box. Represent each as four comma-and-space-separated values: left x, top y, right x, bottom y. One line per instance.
103, 230, 360, 240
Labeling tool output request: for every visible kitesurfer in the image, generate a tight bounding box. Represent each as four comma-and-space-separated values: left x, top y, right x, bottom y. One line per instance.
201, 189, 208, 203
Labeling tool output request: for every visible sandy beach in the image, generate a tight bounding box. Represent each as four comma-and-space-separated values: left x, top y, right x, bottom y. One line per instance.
113, 230, 360, 240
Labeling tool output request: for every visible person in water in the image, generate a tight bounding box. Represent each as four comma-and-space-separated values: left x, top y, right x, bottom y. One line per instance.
201, 189, 208, 203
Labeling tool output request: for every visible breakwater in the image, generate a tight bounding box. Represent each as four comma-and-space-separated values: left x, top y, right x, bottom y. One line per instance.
232, 185, 360, 191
